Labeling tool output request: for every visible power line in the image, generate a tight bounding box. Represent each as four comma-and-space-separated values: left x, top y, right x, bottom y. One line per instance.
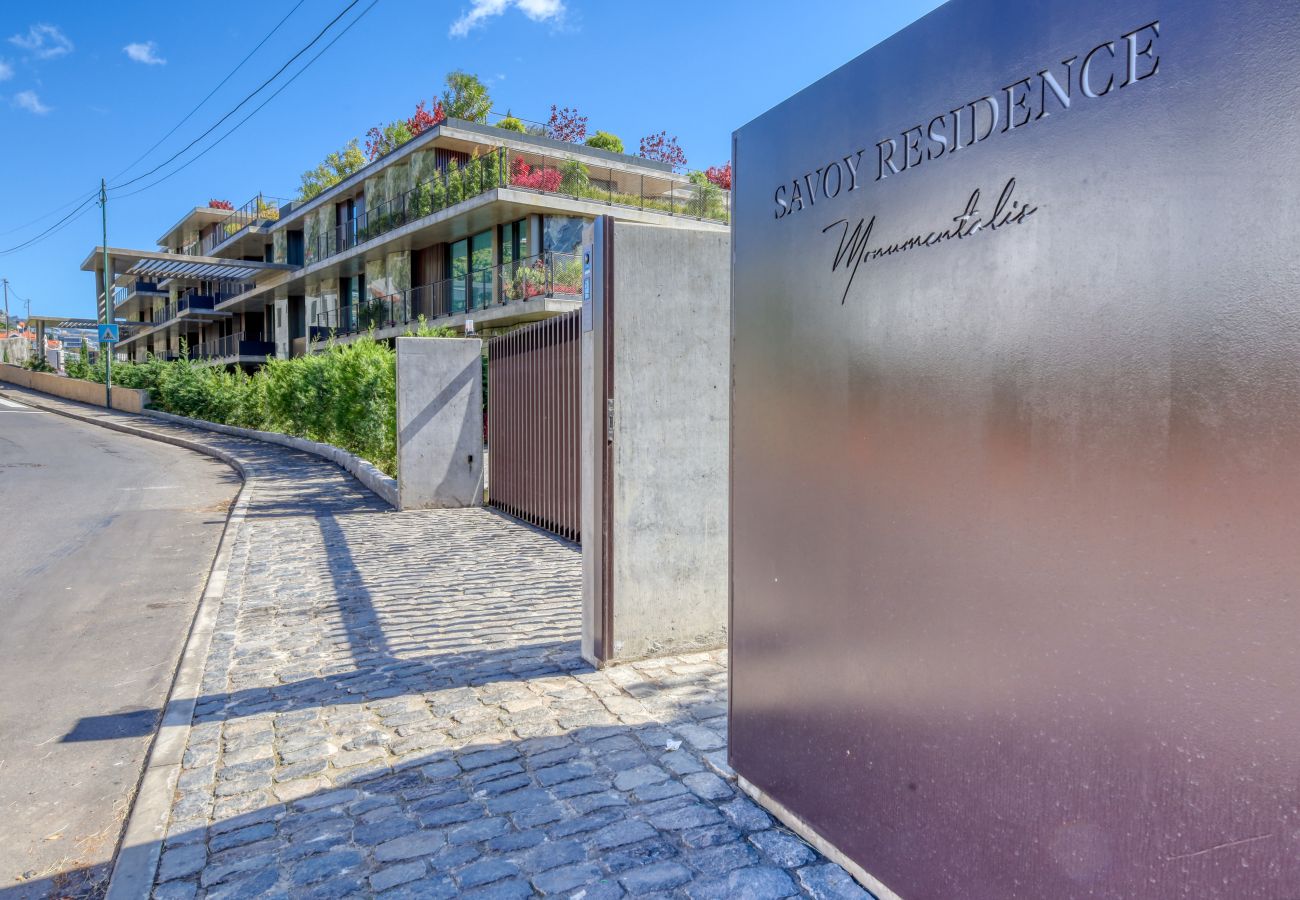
112, 0, 379, 201
110, 0, 308, 182
0, 186, 99, 238
0, 194, 100, 256
109, 0, 362, 192
1, 1, 309, 239
0, 0, 374, 258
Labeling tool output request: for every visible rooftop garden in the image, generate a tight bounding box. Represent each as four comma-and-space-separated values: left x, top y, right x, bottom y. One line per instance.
295, 70, 733, 203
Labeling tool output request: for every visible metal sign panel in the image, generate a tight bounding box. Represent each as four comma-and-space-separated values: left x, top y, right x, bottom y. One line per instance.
97, 323, 119, 344
729, 1, 1300, 898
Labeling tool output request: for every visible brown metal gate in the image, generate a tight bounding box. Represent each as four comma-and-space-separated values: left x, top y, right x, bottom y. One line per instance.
487, 311, 581, 542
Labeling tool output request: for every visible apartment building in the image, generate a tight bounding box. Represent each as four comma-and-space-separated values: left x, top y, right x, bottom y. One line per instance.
83, 118, 730, 366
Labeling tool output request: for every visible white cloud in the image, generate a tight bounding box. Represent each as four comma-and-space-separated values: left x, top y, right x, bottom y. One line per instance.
123, 41, 166, 65
8, 24, 73, 60
0, 60, 12, 81
14, 90, 50, 114
450, 0, 564, 37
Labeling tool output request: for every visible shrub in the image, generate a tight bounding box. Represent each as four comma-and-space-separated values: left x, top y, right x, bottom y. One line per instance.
61, 337, 408, 477
446, 159, 464, 205
510, 157, 563, 192
412, 181, 433, 218
585, 131, 624, 154
559, 160, 590, 195
300, 139, 366, 201
66, 344, 95, 380
497, 113, 527, 133
404, 316, 456, 338
686, 171, 726, 219
704, 162, 732, 190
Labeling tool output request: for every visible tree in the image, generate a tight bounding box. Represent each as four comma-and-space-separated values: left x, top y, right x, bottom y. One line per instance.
704, 161, 732, 190
546, 105, 587, 143
441, 71, 491, 123
365, 120, 413, 161
638, 131, 687, 170
299, 139, 366, 200
584, 131, 624, 154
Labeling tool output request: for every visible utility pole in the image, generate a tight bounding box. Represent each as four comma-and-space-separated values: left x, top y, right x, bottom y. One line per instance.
100, 179, 112, 407
2, 278, 9, 332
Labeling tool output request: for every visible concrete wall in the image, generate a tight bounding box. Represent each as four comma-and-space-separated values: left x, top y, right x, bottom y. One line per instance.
0, 364, 150, 414
395, 337, 484, 510
607, 223, 731, 659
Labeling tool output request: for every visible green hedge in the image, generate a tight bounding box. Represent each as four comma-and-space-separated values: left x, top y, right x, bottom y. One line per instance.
69, 338, 399, 475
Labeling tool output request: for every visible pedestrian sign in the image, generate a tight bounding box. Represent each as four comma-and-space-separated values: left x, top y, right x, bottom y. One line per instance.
98, 323, 119, 343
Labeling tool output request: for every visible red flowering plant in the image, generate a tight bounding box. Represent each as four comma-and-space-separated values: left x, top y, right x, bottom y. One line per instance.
208, 199, 234, 210
510, 156, 563, 192
638, 131, 688, 171
407, 100, 446, 137
704, 162, 732, 190
546, 105, 588, 143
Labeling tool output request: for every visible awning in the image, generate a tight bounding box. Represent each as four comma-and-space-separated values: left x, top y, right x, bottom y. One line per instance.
126, 258, 266, 281
26, 315, 145, 331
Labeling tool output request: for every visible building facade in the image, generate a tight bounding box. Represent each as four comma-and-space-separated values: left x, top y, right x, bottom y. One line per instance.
84, 118, 729, 366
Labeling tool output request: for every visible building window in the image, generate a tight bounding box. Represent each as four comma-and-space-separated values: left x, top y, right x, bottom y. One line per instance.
499, 218, 530, 265
447, 228, 494, 314
543, 215, 585, 254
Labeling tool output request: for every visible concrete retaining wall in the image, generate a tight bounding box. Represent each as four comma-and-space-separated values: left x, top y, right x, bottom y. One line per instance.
395, 337, 484, 510
609, 223, 731, 659
0, 364, 149, 414
141, 409, 398, 509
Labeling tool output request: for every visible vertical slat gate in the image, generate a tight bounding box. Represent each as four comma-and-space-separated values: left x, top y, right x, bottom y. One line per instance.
487, 310, 582, 542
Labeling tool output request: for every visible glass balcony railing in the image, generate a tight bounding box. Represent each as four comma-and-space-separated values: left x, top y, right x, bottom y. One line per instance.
305, 148, 729, 265
312, 251, 581, 339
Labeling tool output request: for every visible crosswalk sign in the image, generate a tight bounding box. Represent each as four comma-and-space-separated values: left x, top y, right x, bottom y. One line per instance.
98, 323, 119, 343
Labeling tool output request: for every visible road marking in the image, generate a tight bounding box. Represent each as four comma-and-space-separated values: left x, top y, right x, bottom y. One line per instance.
0, 398, 28, 408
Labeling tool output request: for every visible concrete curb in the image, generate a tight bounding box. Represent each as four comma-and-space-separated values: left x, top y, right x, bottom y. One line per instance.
0, 388, 253, 899
107, 476, 252, 900
141, 409, 399, 509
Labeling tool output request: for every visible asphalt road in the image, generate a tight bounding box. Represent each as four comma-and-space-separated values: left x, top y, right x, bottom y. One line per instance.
0, 396, 240, 897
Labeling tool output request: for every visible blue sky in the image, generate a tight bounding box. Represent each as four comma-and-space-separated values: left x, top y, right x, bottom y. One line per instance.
0, 0, 945, 319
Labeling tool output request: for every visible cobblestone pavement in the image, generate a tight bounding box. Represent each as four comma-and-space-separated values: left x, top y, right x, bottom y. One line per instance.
5, 394, 870, 899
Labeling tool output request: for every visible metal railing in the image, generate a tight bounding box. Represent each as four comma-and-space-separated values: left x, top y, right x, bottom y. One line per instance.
183, 194, 286, 257
153, 301, 177, 324
193, 331, 275, 360
113, 280, 166, 309
304, 147, 729, 265
177, 294, 215, 314
313, 251, 581, 338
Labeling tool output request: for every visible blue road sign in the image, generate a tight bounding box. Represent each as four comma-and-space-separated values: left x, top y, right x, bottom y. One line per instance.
98, 323, 119, 343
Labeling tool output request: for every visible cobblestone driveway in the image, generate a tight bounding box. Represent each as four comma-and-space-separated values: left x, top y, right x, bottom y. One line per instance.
15, 398, 870, 899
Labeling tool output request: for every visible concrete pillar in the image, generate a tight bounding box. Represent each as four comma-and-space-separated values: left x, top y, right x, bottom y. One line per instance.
395, 337, 484, 509
581, 220, 731, 664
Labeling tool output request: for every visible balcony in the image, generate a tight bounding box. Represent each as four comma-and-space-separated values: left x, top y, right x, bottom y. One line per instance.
183, 194, 286, 257
177, 294, 215, 314
305, 147, 730, 265
113, 280, 167, 310
194, 331, 275, 362
313, 251, 581, 339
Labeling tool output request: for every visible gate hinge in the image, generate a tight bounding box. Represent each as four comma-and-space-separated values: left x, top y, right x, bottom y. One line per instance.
606, 397, 615, 442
